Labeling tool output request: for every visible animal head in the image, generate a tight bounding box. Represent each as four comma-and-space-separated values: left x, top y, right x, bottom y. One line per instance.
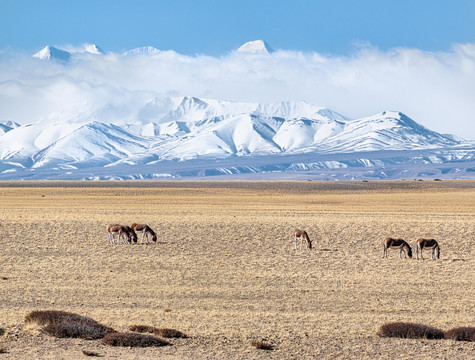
306, 238, 312, 249
152, 234, 157, 243
406, 245, 413, 258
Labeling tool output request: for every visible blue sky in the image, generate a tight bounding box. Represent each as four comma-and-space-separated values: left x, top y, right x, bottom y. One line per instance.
1, 0, 474, 55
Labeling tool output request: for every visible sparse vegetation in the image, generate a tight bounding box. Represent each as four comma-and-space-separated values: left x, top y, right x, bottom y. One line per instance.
128, 325, 156, 333
42, 321, 116, 340
444, 327, 475, 341
154, 328, 187, 338
377, 322, 445, 339
129, 325, 187, 338
82, 349, 102, 357
251, 340, 274, 350
25, 310, 96, 326
101, 332, 171, 347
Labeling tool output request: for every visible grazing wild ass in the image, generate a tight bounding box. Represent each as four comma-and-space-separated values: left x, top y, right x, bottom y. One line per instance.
293, 229, 312, 250
382, 237, 413, 259
107, 224, 137, 244
130, 223, 158, 244
416, 238, 440, 260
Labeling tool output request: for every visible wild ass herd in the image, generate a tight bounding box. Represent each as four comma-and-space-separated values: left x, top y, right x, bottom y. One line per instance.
382, 237, 441, 260
107, 225, 440, 260
107, 223, 157, 245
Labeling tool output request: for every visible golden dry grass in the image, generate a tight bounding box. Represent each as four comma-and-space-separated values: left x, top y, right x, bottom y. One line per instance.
0, 180, 474, 359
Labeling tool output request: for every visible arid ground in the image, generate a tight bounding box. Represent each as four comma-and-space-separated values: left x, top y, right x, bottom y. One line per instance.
0, 181, 474, 359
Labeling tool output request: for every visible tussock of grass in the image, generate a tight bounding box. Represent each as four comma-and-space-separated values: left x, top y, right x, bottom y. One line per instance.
129, 325, 187, 338
444, 327, 475, 342
128, 325, 156, 333
377, 322, 444, 339
154, 328, 187, 338
25, 310, 96, 326
101, 332, 171, 347
42, 321, 116, 340
250, 340, 274, 350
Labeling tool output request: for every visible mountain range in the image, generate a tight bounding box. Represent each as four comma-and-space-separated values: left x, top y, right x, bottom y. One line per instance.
0, 95, 473, 180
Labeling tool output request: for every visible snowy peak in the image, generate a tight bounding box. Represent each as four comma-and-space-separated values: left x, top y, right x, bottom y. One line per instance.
33, 46, 71, 62
83, 44, 105, 55
123, 46, 161, 56
237, 40, 274, 54
32, 44, 104, 61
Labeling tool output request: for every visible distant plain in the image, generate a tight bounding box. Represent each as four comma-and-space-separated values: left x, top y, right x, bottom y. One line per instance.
0, 180, 474, 359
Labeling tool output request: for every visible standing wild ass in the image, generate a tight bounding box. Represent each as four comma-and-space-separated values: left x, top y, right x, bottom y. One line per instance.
416, 238, 440, 260
382, 237, 413, 259
293, 229, 312, 250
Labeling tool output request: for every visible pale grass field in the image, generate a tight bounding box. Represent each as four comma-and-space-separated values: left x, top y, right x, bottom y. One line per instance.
0, 181, 474, 359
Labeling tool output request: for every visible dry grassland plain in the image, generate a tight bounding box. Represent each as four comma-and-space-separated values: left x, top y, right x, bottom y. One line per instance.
0, 180, 474, 359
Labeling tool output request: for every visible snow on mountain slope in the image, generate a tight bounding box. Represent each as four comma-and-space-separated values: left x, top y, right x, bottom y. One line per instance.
33, 46, 71, 62
33, 44, 104, 61
237, 40, 274, 54
0, 121, 20, 135
32, 122, 148, 168
0, 96, 470, 179
123, 46, 162, 56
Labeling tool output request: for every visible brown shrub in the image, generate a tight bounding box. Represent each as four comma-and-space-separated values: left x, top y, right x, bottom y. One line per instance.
25, 310, 96, 326
101, 332, 171, 347
128, 325, 156, 333
444, 327, 475, 341
250, 340, 274, 350
377, 322, 444, 339
154, 328, 188, 338
129, 325, 187, 338
42, 321, 116, 340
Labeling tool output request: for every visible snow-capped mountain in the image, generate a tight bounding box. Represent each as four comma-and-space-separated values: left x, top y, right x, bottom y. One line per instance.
0, 97, 473, 180
123, 46, 162, 56
33, 44, 104, 61
33, 46, 72, 61
237, 40, 274, 54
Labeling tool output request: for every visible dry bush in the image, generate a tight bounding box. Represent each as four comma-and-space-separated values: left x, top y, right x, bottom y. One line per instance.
129, 325, 187, 338
82, 349, 102, 357
250, 340, 274, 350
42, 321, 116, 340
444, 327, 475, 341
154, 328, 187, 338
101, 332, 171, 347
25, 310, 96, 326
128, 325, 156, 333
377, 322, 444, 340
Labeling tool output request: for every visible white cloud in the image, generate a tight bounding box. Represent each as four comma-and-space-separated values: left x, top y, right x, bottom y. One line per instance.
0, 42, 474, 138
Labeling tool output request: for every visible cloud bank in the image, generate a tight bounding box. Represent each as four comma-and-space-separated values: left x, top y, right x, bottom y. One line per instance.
0, 42, 474, 139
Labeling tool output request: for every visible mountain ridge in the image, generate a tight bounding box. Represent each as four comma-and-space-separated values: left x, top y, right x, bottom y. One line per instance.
0, 96, 472, 180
